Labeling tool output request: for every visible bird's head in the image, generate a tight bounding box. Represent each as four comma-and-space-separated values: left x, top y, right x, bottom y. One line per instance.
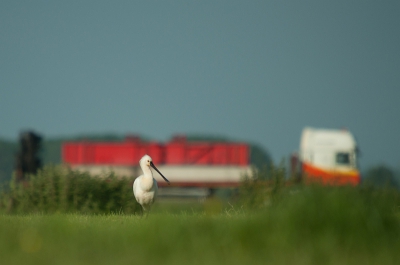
139, 154, 170, 185
140, 154, 152, 168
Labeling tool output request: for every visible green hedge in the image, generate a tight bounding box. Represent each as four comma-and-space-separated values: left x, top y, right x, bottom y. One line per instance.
0, 166, 141, 214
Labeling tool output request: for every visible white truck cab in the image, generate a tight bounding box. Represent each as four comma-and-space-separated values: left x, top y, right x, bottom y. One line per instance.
299, 127, 361, 185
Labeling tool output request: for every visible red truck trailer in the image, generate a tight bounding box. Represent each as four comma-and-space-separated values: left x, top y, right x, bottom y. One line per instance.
62, 136, 251, 188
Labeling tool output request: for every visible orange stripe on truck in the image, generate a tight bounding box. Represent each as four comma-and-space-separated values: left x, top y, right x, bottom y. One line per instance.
302, 162, 361, 186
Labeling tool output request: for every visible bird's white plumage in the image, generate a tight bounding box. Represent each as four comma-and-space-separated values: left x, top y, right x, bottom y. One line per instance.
133, 154, 169, 212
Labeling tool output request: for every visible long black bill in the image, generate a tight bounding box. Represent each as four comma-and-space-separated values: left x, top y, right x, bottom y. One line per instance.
150, 162, 170, 185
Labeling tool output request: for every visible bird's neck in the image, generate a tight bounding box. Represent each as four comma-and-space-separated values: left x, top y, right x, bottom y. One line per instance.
141, 167, 154, 191
142, 166, 153, 179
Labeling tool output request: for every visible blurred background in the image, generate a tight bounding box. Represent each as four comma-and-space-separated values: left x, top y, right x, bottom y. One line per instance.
1, 1, 399, 185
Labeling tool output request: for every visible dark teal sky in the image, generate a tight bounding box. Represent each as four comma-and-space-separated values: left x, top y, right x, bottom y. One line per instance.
1, 1, 399, 170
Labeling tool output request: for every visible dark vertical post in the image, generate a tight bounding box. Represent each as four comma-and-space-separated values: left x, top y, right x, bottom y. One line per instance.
15, 131, 42, 182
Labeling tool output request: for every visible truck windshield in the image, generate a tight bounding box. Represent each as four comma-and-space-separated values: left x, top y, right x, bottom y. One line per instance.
336, 152, 350, 165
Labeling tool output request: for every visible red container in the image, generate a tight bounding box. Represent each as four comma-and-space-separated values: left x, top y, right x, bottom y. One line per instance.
81, 143, 95, 164
62, 139, 250, 166
103, 144, 137, 165
228, 144, 238, 165
62, 143, 78, 164
229, 144, 248, 165
186, 143, 213, 165
136, 142, 164, 165
239, 144, 249, 165
212, 144, 229, 165
164, 142, 186, 164
63, 142, 94, 164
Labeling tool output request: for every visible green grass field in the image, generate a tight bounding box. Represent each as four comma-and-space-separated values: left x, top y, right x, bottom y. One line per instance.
1, 185, 400, 265
1, 166, 400, 264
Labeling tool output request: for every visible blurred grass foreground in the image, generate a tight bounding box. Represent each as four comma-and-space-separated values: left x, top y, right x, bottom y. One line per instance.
0, 165, 400, 265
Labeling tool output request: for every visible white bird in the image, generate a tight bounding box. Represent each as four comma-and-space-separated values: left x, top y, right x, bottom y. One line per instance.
133, 154, 170, 213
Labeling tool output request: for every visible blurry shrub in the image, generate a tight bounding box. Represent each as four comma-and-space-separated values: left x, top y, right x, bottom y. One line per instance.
0, 166, 140, 214
264, 185, 400, 250
239, 162, 400, 251
363, 164, 399, 189
239, 161, 287, 209
249, 143, 273, 170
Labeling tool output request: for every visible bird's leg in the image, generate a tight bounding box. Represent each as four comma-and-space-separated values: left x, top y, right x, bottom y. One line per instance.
143, 209, 150, 219
140, 207, 146, 218
135, 207, 144, 218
